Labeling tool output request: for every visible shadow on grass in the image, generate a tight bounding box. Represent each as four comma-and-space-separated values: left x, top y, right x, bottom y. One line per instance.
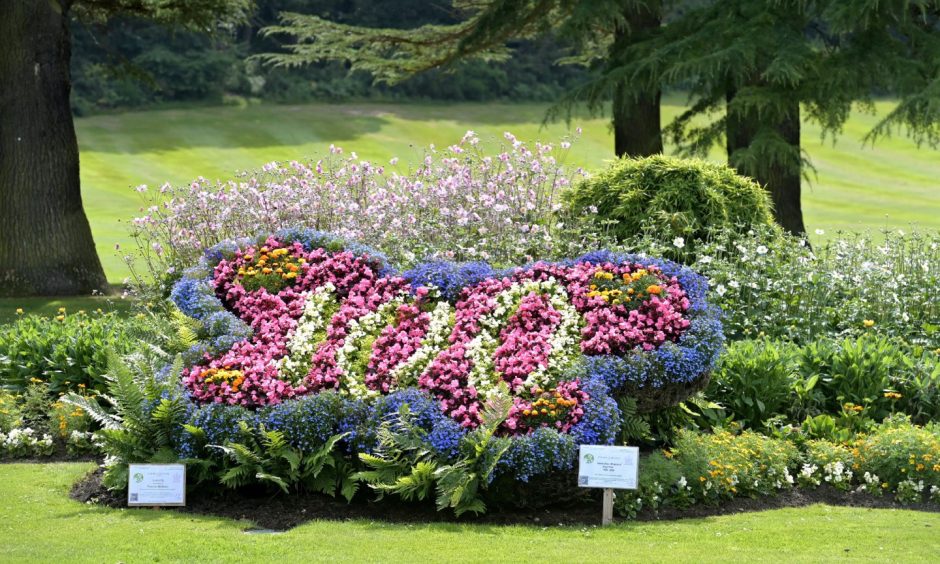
74, 101, 609, 155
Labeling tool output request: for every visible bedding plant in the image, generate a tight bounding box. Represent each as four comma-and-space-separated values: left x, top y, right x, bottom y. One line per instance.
73, 227, 722, 513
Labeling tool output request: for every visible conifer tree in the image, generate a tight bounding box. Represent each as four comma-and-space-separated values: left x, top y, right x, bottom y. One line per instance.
269, 0, 940, 236
592, 0, 940, 234
263, 0, 665, 157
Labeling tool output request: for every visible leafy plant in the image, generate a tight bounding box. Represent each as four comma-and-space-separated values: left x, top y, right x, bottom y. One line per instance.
0, 311, 154, 394
564, 155, 776, 248
708, 339, 800, 429
62, 351, 188, 489
208, 423, 356, 498
357, 389, 514, 516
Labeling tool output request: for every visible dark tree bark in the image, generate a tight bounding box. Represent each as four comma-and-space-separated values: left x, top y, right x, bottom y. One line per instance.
726, 89, 806, 235
0, 0, 109, 296
611, 1, 663, 157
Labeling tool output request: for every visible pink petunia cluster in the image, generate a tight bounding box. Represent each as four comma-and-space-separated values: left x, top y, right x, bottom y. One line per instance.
419, 278, 584, 430
303, 275, 409, 393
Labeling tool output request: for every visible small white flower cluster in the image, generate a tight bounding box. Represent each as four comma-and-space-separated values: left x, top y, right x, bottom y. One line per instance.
465, 278, 581, 399
822, 460, 853, 488
278, 286, 336, 382
66, 430, 98, 455
895, 479, 929, 504
386, 299, 454, 388
798, 463, 820, 486
0, 427, 54, 457
856, 471, 884, 495
765, 466, 795, 489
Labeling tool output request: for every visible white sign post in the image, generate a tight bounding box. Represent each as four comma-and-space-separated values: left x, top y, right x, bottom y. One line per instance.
577, 445, 639, 525
127, 463, 186, 507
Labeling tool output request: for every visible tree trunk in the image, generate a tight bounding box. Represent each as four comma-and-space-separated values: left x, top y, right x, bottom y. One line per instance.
612, 1, 663, 158
726, 89, 806, 235
0, 0, 109, 296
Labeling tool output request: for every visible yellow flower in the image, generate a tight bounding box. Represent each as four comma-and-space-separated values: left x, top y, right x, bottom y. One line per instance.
863, 319, 875, 328
15, 308, 23, 315
55, 315, 65, 321
58, 307, 66, 313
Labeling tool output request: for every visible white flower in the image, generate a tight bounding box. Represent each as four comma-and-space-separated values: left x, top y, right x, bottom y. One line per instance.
673, 237, 685, 249
715, 285, 727, 297
815, 229, 825, 235
728, 280, 740, 289
698, 255, 713, 264
756, 245, 768, 255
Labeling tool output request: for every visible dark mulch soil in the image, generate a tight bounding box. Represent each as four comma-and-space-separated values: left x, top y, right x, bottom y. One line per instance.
69, 466, 940, 531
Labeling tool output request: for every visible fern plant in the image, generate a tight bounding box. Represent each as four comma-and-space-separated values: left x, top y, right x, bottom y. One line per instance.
617, 396, 652, 445
206, 422, 357, 499
358, 387, 513, 517
62, 350, 188, 489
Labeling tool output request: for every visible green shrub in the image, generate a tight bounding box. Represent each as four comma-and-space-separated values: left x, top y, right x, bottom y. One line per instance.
797, 440, 856, 490
614, 429, 799, 517
0, 311, 152, 394
797, 334, 908, 422
853, 416, 940, 501
564, 155, 776, 245
708, 339, 800, 429
0, 390, 22, 433
643, 227, 940, 346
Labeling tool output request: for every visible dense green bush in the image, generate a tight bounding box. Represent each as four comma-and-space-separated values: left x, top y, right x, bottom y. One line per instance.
564, 155, 777, 245
0, 311, 154, 394
705, 334, 940, 435
626, 227, 940, 346
615, 429, 800, 517
707, 339, 800, 430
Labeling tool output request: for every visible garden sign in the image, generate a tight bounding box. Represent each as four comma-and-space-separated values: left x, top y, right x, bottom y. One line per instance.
578, 445, 639, 525
127, 463, 186, 507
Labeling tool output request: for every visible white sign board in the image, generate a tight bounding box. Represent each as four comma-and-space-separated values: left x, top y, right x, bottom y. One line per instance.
127, 464, 186, 506
577, 445, 639, 490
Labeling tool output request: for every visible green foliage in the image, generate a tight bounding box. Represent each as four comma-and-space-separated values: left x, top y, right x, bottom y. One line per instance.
69, 1, 589, 114
0, 311, 156, 394
565, 155, 777, 246
853, 416, 940, 499
0, 389, 22, 433
62, 351, 187, 489
708, 339, 800, 430
616, 396, 651, 444
626, 227, 940, 346
704, 332, 940, 438
614, 429, 801, 517
211, 423, 355, 497
357, 391, 513, 517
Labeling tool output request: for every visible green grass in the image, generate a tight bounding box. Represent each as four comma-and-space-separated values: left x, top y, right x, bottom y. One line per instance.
1, 463, 939, 563
0, 290, 135, 323
77, 98, 940, 283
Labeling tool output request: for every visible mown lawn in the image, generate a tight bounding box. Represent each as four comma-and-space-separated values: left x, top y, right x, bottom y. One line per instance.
77, 99, 940, 283
1, 462, 938, 563
0, 291, 134, 323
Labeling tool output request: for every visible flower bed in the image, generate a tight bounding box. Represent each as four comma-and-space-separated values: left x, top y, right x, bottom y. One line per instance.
169, 228, 722, 489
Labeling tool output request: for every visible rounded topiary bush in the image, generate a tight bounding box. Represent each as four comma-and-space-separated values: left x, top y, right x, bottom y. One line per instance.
564, 155, 777, 243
